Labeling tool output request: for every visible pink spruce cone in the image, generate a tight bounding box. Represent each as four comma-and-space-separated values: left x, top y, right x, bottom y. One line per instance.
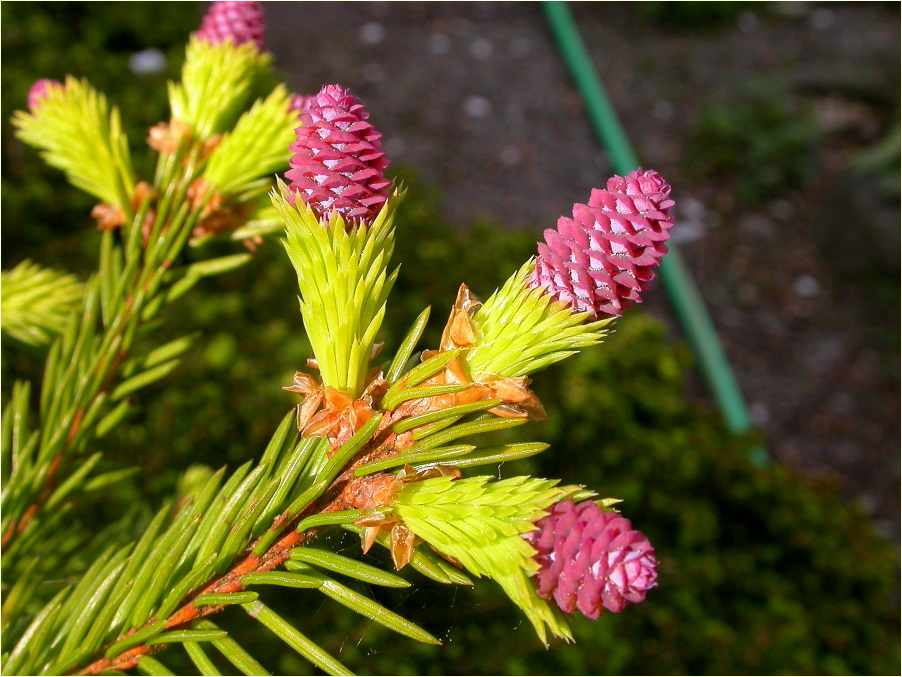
195, 1, 265, 51
524, 499, 658, 619
28, 79, 62, 112
285, 84, 391, 225
530, 169, 675, 320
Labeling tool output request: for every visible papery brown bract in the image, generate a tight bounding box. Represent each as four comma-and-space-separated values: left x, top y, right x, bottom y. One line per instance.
282, 371, 387, 450
343, 466, 461, 569
427, 284, 547, 420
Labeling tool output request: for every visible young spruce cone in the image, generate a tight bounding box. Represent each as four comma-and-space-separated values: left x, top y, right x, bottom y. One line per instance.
285, 84, 391, 225
531, 169, 674, 319
195, 1, 265, 50
524, 499, 658, 618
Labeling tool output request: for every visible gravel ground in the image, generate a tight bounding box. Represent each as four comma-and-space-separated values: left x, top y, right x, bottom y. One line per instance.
263, 1, 900, 541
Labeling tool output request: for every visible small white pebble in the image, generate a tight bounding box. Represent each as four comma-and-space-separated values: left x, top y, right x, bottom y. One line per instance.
383, 136, 406, 158
359, 22, 386, 46
428, 33, 451, 55
809, 8, 836, 30
749, 402, 770, 426
652, 100, 674, 122
469, 37, 494, 60
129, 48, 167, 75
509, 37, 531, 58
769, 199, 794, 221
828, 391, 855, 415
499, 144, 521, 167
504, 102, 525, 125
793, 274, 821, 298
737, 12, 760, 34
857, 493, 878, 515
463, 95, 492, 118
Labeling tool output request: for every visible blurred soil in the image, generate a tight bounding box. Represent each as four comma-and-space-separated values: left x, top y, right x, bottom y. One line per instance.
266, 1, 900, 541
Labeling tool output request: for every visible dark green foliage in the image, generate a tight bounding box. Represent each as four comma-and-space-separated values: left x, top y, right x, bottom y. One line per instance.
529, 317, 899, 675
854, 120, 901, 200
684, 83, 819, 208
637, 1, 763, 30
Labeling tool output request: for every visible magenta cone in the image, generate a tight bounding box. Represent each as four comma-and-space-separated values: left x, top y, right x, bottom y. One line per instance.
524, 500, 658, 618
285, 84, 391, 225
196, 1, 265, 50
531, 169, 675, 319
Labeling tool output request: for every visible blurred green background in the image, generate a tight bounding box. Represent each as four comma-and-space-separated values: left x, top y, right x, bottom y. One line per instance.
1, 2, 899, 675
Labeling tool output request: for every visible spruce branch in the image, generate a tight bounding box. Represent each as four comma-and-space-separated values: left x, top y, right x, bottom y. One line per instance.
4, 241, 663, 675
32, 340, 560, 675
3, 136, 260, 589
462, 170, 675, 381
4, 26, 300, 579
2, 2, 674, 669
393, 475, 587, 644
1, 185, 207, 566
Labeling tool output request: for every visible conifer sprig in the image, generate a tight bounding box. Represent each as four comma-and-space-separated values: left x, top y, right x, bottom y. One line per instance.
0, 196, 235, 580
168, 37, 272, 141
465, 260, 611, 378
3, 70, 284, 592
3, 4, 670, 672
29, 410, 432, 676
276, 183, 402, 398
393, 475, 590, 644
12, 76, 135, 212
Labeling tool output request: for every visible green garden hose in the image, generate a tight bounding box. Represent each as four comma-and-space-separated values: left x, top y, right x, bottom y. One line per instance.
543, 1, 767, 465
